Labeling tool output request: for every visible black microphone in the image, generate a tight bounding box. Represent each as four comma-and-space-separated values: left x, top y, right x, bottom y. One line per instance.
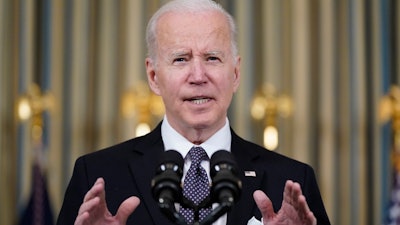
200, 150, 242, 225
151, 150, 186, 225
210, 150, 242, 207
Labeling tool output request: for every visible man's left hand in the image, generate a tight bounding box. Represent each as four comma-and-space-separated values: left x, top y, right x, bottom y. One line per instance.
253, 180, 317, 225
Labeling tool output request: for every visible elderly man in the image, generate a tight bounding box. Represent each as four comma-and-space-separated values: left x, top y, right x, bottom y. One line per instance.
57, 0, 330, 225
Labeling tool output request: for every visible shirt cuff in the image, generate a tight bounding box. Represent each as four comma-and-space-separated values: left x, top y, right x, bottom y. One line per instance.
247, 216, 262, 225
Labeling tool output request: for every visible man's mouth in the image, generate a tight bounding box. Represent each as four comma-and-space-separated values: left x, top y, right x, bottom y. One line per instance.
188, 97, 211, 104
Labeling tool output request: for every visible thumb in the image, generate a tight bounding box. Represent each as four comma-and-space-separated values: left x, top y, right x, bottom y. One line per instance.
253, 190, 275, 221
115, 196, 141, 224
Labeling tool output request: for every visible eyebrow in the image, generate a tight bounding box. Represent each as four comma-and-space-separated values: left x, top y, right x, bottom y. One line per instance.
171, 51, 191, 58
204, 51, 224, 57
204, 51, 224, 55
169, 50, 225, 59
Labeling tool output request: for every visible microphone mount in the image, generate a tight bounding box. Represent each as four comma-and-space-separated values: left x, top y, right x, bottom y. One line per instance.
152, 150, 242, 225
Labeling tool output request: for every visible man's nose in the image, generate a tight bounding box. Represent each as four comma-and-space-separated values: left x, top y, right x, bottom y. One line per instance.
188, 59, 207, 84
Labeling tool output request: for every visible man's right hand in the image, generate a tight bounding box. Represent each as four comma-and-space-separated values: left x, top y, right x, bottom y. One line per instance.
74, 178, 140, 225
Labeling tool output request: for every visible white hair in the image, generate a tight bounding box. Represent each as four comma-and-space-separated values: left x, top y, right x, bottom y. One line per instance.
145, 0, 238, 62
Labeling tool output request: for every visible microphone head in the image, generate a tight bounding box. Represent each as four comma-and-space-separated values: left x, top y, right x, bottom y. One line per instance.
152, 150, 184, 203
210, 150, 238, 165
210, 150, 239, 177
156, 150, 184, 170
210, 150, 242, 204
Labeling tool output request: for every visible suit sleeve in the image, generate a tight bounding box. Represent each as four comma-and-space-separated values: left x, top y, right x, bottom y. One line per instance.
303, 166, 331, 225
56, 157, 90, 225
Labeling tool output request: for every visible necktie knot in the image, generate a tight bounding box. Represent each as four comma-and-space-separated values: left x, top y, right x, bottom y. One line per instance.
188, 146, 209, 166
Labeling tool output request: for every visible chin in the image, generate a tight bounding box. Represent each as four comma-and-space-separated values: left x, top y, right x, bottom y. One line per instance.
190, 122, 211, 130
187, 118, 214, 129
181, 111, 221, 129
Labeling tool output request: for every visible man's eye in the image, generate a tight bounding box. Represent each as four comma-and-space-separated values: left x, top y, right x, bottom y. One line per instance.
208, 56, 220, 61
173, 58, 186, 62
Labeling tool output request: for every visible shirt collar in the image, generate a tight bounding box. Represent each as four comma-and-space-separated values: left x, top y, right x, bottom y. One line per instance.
161, 116, 231, 158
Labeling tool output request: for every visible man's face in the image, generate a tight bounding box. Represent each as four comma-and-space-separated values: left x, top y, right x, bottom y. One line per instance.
146, 11, 240, 134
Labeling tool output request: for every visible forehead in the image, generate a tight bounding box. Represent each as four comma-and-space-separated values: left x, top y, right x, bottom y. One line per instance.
155, 11, 231, 52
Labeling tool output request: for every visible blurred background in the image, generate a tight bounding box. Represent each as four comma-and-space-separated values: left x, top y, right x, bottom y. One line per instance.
0, 0, 399, 225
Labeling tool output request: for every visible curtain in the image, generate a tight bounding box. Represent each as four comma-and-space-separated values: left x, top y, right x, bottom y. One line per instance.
0, 0, 398, 225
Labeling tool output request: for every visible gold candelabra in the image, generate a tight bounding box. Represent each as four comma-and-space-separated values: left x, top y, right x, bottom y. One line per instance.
16, 83, 55, 142
250, 84, 292, 150
121, 81, 164, 137
16, 83, 55, 170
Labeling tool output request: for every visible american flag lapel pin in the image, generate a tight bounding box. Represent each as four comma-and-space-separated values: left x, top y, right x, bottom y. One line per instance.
244, 171, 256, 177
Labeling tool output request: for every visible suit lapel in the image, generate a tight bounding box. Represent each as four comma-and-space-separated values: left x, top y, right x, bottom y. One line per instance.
127, 123, 176, 225
227, 130, 265, 225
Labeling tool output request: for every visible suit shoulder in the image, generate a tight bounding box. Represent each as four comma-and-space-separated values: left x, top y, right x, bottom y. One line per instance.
75, 138, 136, 162
78, 129, 161, 162
235, 134, 312, 170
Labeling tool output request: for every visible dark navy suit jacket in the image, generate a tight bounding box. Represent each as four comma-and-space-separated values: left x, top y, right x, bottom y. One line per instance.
57, 123, 330, 225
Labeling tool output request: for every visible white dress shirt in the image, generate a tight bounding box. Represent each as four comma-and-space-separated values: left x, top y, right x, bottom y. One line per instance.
161, 116, 231, 225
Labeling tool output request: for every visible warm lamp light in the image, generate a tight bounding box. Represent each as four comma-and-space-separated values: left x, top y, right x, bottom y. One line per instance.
264, 126, 278, 150
135, 122, 151, 137
18, 97, 32, 121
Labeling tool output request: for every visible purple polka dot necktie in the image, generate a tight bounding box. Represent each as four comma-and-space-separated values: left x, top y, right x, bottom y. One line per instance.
180, 146, 212, 224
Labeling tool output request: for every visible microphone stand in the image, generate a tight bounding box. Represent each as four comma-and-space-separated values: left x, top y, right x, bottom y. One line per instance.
181, 196, 234, 225
157, 189, 187, 225
158, 202, 187, 225
198, 198, 234, 225
154, 150, 240, 225
156, 182, 237, 225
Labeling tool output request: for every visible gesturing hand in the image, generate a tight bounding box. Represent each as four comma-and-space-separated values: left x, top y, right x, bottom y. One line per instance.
74, 178, 140, 225
253, 180, 317, 225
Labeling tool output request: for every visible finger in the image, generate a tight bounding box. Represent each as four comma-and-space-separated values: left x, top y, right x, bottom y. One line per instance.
283, 180, 294, 205
283, 180, 302, 207
253, 190, 275, 221
78, 196, 101, 216
297, 194, 316, 223
116, 196, 141, 223
298, 194, 310, 212
288, 181, 316, 224
74, 211, 89, 225
306, 211, 317, 225
83, 178, 105, 202
78, 177, 107, 220
290, 181, 302, 209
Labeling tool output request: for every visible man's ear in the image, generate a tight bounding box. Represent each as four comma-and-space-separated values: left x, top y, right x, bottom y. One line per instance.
145, 58, 161, 95
233, 56, 241, 92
